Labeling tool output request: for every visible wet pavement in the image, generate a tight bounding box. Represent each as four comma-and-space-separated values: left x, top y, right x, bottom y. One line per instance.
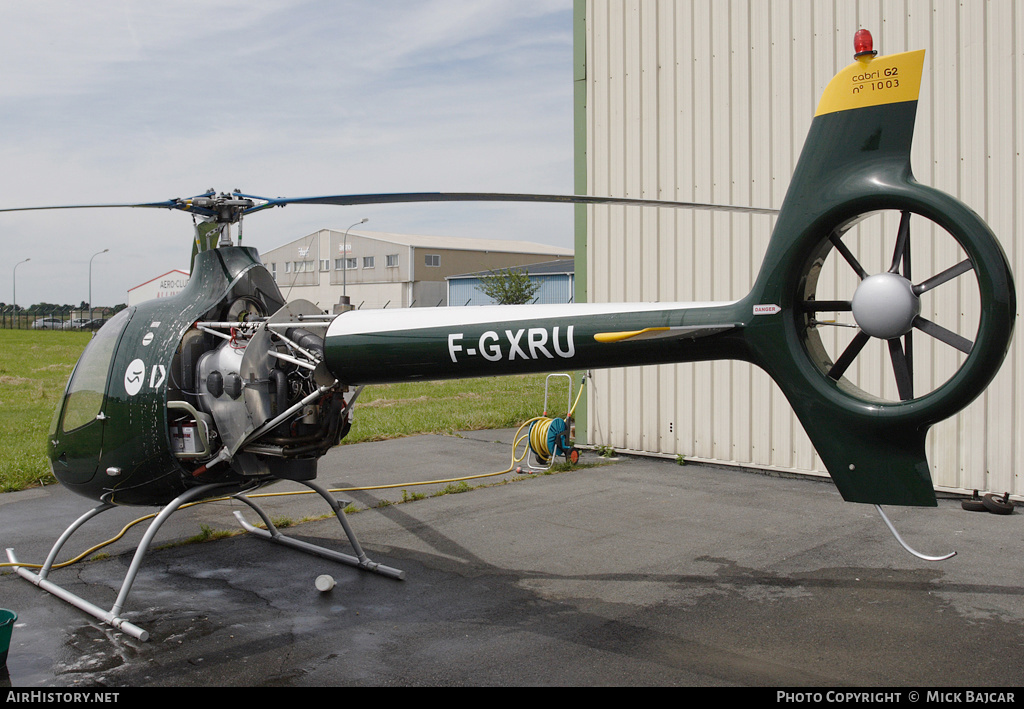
2, 429, 1023, 687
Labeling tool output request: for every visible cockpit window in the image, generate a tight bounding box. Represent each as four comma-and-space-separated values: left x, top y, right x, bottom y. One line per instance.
60, 308, 133, 433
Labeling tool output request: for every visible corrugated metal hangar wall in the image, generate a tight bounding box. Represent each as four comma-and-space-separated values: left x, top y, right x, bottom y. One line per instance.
574, 0, 1022, 497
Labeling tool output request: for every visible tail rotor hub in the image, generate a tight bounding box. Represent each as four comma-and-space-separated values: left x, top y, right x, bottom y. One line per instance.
851, 272, 920, 340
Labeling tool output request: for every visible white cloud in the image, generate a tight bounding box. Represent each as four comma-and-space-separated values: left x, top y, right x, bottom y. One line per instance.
0, 0, 574, 308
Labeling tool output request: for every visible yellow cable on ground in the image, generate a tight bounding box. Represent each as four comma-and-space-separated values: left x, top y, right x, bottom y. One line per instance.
1, 415, 550, 571
2, 376, 588, 571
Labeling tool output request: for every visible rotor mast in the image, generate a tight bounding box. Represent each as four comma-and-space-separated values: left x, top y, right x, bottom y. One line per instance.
178, 190, 277, 249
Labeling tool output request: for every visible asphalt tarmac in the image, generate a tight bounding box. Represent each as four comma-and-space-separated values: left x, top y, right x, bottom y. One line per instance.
1, 429, 1023, 687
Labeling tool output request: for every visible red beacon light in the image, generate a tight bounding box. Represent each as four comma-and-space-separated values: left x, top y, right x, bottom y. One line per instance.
854, 29, 877, 59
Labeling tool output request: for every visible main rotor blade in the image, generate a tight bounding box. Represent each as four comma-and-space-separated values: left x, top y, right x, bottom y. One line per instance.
1, 190, 779, 223
0, 200, 180, 214
256, 192, 780, 215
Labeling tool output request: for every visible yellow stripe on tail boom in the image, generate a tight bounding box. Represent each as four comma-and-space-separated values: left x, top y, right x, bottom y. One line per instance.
593, 327, 670, 343
593, 325, 738, 344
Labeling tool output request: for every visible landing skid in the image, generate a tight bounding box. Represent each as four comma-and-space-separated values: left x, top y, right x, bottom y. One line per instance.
232, 479, 405, 580
5, 480, 403, 642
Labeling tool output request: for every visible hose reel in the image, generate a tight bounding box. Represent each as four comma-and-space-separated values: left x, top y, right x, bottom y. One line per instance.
527, 416, 577, 467
525, 374, 583, 470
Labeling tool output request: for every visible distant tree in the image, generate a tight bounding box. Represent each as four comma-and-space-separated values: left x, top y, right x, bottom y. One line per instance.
476, 267, 541, 305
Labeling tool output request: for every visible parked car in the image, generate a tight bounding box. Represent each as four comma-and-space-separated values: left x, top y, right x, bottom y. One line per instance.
84, 318, 109, 330
65, 318, 91, 330
31, 317, 65, 330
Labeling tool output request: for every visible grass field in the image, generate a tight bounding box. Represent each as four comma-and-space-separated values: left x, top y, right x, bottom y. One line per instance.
0, 329, 92, 491
0, 329, 577, 493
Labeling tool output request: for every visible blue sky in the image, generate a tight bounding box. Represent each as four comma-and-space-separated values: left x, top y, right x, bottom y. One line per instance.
0, 0, 575, 308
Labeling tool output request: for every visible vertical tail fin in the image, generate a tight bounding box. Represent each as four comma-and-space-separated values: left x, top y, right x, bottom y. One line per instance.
740, 44, 1015, 505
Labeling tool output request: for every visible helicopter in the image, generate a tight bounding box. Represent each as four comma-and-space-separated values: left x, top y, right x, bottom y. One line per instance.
2, 33, 1016, 642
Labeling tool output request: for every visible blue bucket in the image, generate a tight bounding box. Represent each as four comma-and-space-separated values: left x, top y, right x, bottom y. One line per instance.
0, 609, 16, 667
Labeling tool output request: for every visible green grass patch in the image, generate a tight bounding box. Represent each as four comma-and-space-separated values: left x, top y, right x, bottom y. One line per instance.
0, 328, 577, 493
342, 373, 574, 444
431, 481, 473, 497
401, 489, 427, 503
0, 329, 90, 491
155, 523, 240, 551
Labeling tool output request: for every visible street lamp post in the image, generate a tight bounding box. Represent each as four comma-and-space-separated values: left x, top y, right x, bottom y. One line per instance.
342, 218, 368, 298
12, 258, 29, 329
89, 249, 109, 323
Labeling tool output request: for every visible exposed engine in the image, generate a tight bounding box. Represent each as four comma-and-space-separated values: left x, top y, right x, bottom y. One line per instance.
167, 299, 352, 484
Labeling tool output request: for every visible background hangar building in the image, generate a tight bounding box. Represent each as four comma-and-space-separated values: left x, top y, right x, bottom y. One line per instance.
573, 0, 1022, 501
448, 259, 576, 307
260, 228, 572, 312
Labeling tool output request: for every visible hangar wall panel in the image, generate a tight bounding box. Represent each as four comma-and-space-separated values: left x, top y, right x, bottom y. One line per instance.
580, 0, 1022, 497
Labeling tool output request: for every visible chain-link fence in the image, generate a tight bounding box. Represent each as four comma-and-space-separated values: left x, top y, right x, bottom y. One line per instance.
0, 307, 109, 331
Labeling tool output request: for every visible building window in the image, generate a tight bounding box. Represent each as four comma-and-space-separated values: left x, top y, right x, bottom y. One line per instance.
285, 262, 293, 273
334, 258, 357, 270
386, 254, 399, 268
320, 260, 330, 272
270, 263, 277, 280
363, 256, 375, 269
425, 254, 440, 267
